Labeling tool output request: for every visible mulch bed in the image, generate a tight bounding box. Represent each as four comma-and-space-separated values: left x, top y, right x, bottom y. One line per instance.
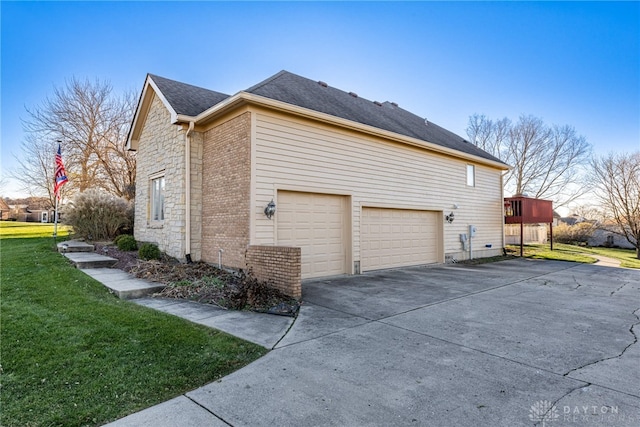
95, 243, 299, 316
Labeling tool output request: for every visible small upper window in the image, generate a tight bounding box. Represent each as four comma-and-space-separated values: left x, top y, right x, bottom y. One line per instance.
466, 164, 475, 187
151, 176, 165, 221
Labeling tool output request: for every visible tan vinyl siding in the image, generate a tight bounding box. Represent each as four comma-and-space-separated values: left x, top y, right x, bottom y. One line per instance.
252, 110, 504, 264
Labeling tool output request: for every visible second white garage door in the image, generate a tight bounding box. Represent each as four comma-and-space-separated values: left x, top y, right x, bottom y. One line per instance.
277, 191, 348, 279
361, 208, 439, 272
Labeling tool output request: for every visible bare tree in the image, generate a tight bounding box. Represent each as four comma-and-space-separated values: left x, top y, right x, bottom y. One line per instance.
467, 114, 591, 207
12, 78, 136, 200
0, 173, 10, 196
591, 151, 640, 258
466, 114, 511, 162
12, 135, 63, 207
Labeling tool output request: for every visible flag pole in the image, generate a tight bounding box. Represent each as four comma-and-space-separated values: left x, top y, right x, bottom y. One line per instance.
53, 193, 59, 244
53, 140, 68, 247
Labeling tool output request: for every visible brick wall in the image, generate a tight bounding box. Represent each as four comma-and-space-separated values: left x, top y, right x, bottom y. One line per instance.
201, 112, 252, 269
246, 245, 302, 299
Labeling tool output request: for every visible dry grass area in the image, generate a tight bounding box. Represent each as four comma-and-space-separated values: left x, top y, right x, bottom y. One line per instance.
96, 243, 299, 315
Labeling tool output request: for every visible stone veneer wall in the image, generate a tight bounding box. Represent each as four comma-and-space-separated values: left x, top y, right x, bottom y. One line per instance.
246, 245, 302, 299
133, 93, 186, 259
201, 112, 252, 269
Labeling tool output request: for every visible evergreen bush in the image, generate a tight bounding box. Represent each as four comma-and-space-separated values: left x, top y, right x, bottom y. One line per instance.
116, 235, 138, 251
139, 243, 161, 260
113, 234, 128, 245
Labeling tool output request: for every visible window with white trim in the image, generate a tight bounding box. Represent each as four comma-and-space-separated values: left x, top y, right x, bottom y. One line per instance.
466, 164, 475, 187
151, 175, 165, 221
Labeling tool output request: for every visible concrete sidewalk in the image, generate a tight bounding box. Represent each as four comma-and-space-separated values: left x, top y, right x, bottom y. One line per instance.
104, 259, 640, 427
81, 270, 295, 350
132, 297, 295, 349
63, 242, 295, 349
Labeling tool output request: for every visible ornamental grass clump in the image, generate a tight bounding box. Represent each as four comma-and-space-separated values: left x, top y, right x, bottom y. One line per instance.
62, 189, 133, 241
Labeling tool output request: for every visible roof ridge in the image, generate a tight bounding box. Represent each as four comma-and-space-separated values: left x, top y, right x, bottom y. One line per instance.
146, 73, 230, 116
148, 74, 229, 97
244, 70, 295, 93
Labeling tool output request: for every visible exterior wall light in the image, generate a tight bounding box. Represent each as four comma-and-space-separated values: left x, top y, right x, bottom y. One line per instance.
445, 212, 455, 223
264, 199, 276, 219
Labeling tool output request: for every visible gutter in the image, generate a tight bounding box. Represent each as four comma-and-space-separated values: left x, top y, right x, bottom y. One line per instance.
184, 121, 195, 263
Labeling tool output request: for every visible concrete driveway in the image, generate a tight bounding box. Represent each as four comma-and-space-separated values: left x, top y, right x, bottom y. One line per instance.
124, 259, 640, 426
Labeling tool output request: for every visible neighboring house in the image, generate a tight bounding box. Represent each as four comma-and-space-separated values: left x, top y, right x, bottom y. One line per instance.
7, 205, 54, 223
589, 225, 637, 249
0, 198, 10, 220
127, 71, 509, 297
4, 197, 55, 222
559, 215, 584, 226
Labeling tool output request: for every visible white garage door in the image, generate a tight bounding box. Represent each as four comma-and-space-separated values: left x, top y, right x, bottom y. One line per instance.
361, 208, 438, 272
277, 191, 347, 279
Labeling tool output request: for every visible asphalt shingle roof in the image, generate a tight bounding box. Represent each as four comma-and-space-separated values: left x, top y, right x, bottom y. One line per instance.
149, 74, 229, 117
246, 71, 504, 164
150, 71, 505, 165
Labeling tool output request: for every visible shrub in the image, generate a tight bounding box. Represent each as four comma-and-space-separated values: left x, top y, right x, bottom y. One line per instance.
62, 189, 133, 241
116, 235, 138, 251
139, 243, 161, 260
554, 222, 596, 244
113, 234, 128, 245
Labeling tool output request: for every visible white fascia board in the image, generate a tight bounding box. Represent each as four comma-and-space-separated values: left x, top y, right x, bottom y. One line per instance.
127, 76, 181, 151
147, 77, 179, 124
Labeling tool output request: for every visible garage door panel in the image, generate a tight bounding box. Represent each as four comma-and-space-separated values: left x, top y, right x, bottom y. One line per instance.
278, 191, 347, 279
361, 208, 438, 272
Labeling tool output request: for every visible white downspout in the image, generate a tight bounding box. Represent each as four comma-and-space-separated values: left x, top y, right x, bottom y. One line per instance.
185, 121, 195, 262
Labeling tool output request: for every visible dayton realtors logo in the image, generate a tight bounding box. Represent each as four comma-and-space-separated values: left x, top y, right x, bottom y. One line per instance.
528, 400, 635, 425
529, 400, 559, 426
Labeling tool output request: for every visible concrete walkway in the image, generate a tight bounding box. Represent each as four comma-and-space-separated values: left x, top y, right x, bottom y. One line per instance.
132, 297, 294, 349
77, 268, 294, 350
61, 240, 295, 349
591, 254, 623, 268
104, 259, 640, 427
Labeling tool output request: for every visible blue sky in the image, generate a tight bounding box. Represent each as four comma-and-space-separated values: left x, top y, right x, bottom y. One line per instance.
1, 1, 639, 197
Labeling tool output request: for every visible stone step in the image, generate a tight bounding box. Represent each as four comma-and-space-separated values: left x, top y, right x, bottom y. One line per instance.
64, 252, 118, 269
58, 240, 95, 253
81, 268, 165, 299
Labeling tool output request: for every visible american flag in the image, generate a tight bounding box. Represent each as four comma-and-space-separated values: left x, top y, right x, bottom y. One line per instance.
54, 144, 68, 199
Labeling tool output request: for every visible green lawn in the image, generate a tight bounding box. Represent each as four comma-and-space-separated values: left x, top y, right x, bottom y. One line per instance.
0, 223, 267, 427
0, 221, 72, 239
506, 242, 640, 269
576, 245, 640, 269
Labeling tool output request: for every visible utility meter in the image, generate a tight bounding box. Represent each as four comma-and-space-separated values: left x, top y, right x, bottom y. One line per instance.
469, 225, 477, 237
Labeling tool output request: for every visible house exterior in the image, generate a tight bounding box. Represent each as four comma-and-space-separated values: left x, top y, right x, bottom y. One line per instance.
0, 198, 10, 220
589, 225, 637, 249
2, 198, 55, 222
127, 71, 509, 298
